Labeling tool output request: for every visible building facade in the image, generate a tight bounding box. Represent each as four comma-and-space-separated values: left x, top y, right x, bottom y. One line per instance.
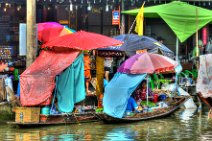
0, 0, 211, 63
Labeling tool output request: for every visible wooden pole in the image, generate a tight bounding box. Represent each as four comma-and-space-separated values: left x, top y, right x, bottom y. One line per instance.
176, 37, 179, 61
26, 0, 37, 67
195, 7, 199, 57
120, 0, 125, 34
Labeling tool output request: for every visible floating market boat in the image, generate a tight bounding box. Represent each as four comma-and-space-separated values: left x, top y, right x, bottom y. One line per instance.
96, 96, 189, 123
96, 52, 189, 123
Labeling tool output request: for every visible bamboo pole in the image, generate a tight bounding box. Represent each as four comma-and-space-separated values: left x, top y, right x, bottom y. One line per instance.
26, 0, 37, 67
176, 37, 179, 61
195, 7, 199, 57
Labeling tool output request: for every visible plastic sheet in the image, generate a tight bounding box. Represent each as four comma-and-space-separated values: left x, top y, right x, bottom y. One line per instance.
20, 50, 80, 106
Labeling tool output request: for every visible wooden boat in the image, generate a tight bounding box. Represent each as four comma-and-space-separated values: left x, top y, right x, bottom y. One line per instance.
96, 96, 189, 123
7, 112, 98, 127
7, 94, 99, 127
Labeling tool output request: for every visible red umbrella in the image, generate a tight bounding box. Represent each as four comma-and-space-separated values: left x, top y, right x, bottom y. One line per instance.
41, 30, 123, 50
118, 52, 177, 74
37, 22, 75, 44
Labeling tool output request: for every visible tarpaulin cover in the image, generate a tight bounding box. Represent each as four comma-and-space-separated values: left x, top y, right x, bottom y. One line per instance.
55, 53, 86, 113
196, 54, 212, 98
122, 1, 212, 43
20, 50, 79, 106
103, 72, 146, 118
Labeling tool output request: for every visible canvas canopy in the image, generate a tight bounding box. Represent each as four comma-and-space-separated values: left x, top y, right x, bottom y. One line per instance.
20, 50, 80, 106
54, 53, 86, 113
122, 1, 212, 43
103, 72, 146, 118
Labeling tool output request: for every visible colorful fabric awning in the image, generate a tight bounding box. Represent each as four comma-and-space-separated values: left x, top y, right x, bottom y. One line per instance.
122, 1, 212, 42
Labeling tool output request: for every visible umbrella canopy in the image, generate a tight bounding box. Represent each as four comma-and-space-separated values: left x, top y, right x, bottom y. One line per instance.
122, 1, 212, 42
102, 34, 173, 57
37, 22, 75, 43
117, 52, 177, 74
42, 30, 123, 50
119, 34, 172, 52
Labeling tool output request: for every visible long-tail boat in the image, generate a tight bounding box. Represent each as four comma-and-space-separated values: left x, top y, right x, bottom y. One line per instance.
96, 96, 189, 123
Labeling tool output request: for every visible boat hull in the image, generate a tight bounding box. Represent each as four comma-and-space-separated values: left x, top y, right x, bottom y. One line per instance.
96, 96, 188, 124
7, 112, 98, 127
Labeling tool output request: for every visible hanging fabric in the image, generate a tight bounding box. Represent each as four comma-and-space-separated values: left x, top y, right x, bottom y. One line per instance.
55, 53, 86, 113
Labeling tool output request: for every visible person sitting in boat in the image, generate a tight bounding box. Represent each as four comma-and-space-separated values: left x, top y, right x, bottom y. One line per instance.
125, 96, 141, 116
135, 81, 153, 102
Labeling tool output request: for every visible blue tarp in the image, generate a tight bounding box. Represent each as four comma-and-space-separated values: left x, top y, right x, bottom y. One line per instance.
103, 72, 146, 118
55, 53, 86, 113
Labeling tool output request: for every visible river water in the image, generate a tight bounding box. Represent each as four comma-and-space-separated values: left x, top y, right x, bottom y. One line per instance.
0, 108, 212, 141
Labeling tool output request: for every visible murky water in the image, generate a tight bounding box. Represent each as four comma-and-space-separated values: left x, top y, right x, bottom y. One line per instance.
0, 108, 212, 141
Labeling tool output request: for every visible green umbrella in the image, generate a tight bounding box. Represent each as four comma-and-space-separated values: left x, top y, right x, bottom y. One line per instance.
122, 1, 212, 43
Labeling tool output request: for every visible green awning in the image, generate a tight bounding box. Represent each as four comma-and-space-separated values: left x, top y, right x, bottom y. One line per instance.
122, 1, 212, 43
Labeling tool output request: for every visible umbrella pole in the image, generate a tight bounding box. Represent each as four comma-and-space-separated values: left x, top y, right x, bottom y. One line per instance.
175, 37, 179, 96
176, 37, 179, 61
146, 75, 149, 106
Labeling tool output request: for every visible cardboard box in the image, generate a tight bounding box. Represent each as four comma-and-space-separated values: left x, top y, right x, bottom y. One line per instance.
15, 107, 40, 123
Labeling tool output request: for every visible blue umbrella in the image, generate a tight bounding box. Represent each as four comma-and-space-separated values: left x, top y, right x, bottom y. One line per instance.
98, 34, 140, 51
119, 34, 173, 52
99, 34, 174, 57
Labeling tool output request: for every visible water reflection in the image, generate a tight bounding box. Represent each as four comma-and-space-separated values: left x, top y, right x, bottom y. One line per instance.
103, 127, 138, 141
0, 109, 212, 141
178, 108, 197, 121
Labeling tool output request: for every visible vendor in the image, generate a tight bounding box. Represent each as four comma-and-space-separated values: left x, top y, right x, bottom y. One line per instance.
135, 81, 153, 102
125, 96, 141, 116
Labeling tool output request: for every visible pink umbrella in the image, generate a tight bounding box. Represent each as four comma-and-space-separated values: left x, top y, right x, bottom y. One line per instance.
118, 52, 177, 74
118, 52, 177, 105
37, 22, 75, 44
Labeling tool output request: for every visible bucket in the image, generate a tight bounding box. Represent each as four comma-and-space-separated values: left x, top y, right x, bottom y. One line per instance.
153, 94, 159, 103
41, 106, 50, 115
159, 94, 167, 101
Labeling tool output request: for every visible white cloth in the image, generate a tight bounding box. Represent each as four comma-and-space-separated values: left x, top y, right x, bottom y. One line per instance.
104, 57, 113, 68
196, 54, 212, 98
